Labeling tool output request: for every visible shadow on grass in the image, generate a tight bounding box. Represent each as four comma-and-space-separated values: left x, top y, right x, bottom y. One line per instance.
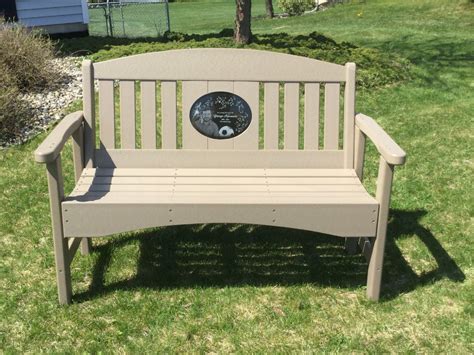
58, 29, 232, 55
367, 34, 473, 69
360, 34, 474, 87
74, 209, 464, 303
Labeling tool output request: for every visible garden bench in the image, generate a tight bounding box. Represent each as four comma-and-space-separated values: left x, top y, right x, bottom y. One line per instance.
34, 49, 406, 304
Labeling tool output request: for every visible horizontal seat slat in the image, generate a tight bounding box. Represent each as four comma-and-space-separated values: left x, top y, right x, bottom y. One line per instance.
82, 168, 357, 178
265, 169, 356, 177
266, 177, 359, 185
74, 184, 365, 193
79, 176, 360, 185
66, 191, 374, 204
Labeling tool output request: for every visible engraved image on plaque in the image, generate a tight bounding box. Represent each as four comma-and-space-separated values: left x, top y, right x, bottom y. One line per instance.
190, 91, 252, 139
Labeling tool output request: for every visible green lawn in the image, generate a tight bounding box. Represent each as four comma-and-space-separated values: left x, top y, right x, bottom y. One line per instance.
89, 0, 270, 37
1, 0, 473, 352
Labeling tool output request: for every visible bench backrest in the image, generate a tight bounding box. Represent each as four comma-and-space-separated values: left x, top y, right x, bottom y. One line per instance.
82, 48, 356, 169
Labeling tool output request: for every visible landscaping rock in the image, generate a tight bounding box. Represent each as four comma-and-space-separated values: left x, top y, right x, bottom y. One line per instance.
2, 56, 84, 148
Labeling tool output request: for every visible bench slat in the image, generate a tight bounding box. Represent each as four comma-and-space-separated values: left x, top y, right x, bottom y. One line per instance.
182, 81, 208, 149
233, 82, 259, 150
80, 176, 360, 185
82, 60, 95, 167
264, 83, 279, 150
119, 80, 136, 149
344, 63, 356, 168
161, 81, 177, 149
82, 168, 357, 177
284, 83, 300, 150
324, 83, 340, 150
98, 80, 115, 149
75, 184, 365, 193
140, 81, 157, 149
207, 81, 234, 150
67, 191, 373, 203
304, 83, 320, 150
94, 149, 345, 169
92, 48, 346, 82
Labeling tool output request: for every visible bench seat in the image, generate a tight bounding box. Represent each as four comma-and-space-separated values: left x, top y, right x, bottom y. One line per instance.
62, 168, 379, 238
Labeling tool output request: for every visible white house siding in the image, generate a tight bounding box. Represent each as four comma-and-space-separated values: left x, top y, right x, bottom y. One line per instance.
16, 0, 88, 34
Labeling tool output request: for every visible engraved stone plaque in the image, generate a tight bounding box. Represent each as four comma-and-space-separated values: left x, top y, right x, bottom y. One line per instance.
190, 91, 252, 139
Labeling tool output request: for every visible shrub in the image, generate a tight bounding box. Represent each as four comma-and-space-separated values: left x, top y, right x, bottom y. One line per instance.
278, 0, 314, 16
85, 31, 412, 89
0, 23, 59, 145
0, 23, 58, 92
0, 66, 30, 144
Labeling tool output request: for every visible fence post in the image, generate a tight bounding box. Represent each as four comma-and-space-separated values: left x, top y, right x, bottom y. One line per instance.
165, 0, 171, 32
107, 0, 114, 37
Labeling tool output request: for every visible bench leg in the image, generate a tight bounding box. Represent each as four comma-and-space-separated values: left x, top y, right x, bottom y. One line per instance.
366, 158, 393, 301
344, 238, 359, 255
72, 126, 91, 257
80, 238, 92, 255
53, 230, 72, 305
46, 158, 72, 305
366, 232, 387, 301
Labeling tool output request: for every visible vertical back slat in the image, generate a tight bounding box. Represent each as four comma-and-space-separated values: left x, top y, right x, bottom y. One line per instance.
304, 83, 320, 150
207, 81, 234, 150
344, 63, 356, 168
98, 79, 115, 149
140, 81, 156, 149
182, 81, 208, 149
119, 80, 136, 149
161, 81, 177, 149
284, 83, 299, 150
233, 81, 259, 150
264, 82, 279, 150
324, 83, 340, 150
82, 60, 95, 167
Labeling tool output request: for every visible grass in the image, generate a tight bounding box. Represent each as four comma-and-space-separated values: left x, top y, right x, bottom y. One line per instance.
1, 0, 474, 352
89, 0, 271, 38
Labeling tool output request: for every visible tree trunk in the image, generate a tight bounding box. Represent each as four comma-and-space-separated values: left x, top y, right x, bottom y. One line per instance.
265, 0, 274, 18
234, 0, 252, 44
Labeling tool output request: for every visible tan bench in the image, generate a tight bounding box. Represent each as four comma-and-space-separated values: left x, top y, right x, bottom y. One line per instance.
35, 49, 406, 304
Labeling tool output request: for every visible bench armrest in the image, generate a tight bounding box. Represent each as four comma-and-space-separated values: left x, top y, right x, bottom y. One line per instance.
355, 113, 406, 166
34, 111, 84, 163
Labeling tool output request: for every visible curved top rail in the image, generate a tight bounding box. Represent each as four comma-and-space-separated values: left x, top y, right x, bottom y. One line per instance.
92, 48, 347, 82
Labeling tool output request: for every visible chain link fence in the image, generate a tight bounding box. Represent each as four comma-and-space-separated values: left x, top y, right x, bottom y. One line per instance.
88, 0, 170, 38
